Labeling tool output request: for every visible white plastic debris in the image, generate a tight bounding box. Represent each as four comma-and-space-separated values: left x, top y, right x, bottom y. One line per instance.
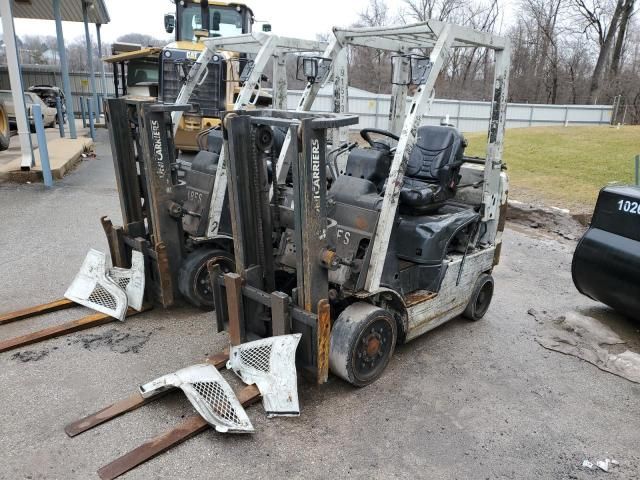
582, 460, 594, 469
64, 249, 128, 320
227, 334, 302, 418
139, 363, 254, 433
107, 250, 145, 311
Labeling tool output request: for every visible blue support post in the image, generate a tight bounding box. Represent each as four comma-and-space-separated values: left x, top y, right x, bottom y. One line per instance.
80, 96, 87, 128
53, 0, 77, 139
55, 96, 65, 137
32, 104, 53, 187
87, 99, 96, 140
82, 0, 99, 123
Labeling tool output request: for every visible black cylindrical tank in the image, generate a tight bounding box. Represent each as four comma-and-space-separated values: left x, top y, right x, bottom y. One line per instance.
572, 185, 640, 321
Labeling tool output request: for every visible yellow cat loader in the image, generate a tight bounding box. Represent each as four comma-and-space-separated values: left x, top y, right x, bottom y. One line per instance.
162, 0, 271, 150
103, 1, 270, 151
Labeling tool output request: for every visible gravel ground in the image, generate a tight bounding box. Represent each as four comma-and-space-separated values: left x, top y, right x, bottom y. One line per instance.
0, 130, 638, 480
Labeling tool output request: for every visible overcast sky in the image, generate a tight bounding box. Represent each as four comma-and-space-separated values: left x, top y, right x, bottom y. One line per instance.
5, 0, 514, 45
8, 0, 404, 43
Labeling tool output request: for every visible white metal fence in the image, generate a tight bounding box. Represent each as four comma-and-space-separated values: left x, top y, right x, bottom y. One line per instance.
0, 66, 613, 130
284, 89, 613, 132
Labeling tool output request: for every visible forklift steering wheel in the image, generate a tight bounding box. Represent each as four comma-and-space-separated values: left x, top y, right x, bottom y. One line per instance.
360, 128, 400, 147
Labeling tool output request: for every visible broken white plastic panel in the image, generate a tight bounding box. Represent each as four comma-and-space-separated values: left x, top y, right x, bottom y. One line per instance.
107, 250, 145, 311
64, 249, 128, 321
139, 363, 254, 433
227, 334, 302, 418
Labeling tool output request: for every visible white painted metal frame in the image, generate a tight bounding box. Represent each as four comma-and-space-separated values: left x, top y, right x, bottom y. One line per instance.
172, 33, 329, 237
330, 21, 510, 292
0, 0, 34, 168
272, 36, 347, 190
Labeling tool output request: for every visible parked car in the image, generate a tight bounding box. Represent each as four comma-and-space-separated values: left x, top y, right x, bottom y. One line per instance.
28, 85, 65, 121
0, 102, 9, 151
0, 90, 57, 131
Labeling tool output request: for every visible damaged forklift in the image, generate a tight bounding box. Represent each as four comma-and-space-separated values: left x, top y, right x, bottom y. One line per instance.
211, 21, 511, 386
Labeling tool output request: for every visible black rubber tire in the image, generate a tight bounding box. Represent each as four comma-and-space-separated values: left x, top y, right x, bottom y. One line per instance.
329, 302, 397, 387
178, 248, 234, 310
0, 104, 10, 151
462, 273, 494, 321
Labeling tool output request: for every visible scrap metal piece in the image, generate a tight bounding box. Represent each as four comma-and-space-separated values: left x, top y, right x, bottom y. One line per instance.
64, 249, 128, 321
227, 334, 302, 418
138, 364, 254, 433
107, 250, 145, 311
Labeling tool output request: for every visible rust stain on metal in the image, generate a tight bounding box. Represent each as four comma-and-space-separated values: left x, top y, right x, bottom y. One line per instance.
316, 298, 331, 384
97, 385, 260, 480
404, 290, 437, 307
0, 298, 75, 326
155, 242, 174, 308
65, 392, 149, 437
354, 216, 368, 230
65, 352, 229, 438
0, 306, 150, 354
224, 273, 244, 346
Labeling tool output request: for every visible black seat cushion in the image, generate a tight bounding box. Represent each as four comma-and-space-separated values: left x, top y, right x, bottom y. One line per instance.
398, 177, 439, 207
329, 175, 383, 211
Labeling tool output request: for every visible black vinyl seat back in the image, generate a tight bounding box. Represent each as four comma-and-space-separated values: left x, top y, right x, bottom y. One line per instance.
399, 125, 467, 214
343, 146, 392, 191
406, 125, 466, 184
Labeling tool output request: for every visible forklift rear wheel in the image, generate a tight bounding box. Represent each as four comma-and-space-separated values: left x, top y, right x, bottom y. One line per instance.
463, 273, 494, 321
329, 302, 397, 387
178, 248, 235, 310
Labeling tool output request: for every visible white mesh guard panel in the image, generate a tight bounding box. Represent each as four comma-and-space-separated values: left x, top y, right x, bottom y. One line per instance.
64, 249, 128, 321
107, 250, 145, 311
138, 363, 254, 433
227, 334, 301, 418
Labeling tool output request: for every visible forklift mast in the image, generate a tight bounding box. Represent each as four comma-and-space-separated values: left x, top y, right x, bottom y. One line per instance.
212, 109, 358, 383
104, 98, 190, 307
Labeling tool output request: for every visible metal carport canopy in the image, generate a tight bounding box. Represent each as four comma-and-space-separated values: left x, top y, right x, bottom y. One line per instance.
11, 0, 109, 23
0, 0, 110, 170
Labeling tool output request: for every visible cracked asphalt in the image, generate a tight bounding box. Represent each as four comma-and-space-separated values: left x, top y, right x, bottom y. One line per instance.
0, 130, 638, 479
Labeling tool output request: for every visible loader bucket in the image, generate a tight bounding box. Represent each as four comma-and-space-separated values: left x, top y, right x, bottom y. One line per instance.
572, 185, 640, 321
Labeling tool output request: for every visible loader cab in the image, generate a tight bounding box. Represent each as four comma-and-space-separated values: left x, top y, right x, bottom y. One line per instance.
166, 2, 254, 41
160, 2, 256, 151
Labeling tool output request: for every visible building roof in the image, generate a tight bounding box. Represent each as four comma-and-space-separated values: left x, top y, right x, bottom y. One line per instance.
11, 0, 110, 25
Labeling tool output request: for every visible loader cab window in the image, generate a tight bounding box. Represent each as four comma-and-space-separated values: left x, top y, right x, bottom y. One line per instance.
127, 59, 160, 86
177, 4, 250, 42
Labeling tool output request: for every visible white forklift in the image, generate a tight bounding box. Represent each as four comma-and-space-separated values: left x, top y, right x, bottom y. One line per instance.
210, 21, 511, 386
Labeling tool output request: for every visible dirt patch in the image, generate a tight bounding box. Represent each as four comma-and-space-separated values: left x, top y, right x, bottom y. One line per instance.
11, 349, 49, 363
72, 329, 152, 354
506, 199, 588, 242
532, 309, 640, 384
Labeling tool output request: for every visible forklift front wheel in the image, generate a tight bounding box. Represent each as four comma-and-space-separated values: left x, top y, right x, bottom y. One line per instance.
462, 273, 494, 321
329, 302, 397, 387
178, 248, 235, 310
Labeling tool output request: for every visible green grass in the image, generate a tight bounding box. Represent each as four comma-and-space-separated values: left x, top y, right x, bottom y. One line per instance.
464, 126, 640, 212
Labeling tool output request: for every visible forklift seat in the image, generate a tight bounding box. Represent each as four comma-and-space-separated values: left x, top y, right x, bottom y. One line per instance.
398, 125, 466, 214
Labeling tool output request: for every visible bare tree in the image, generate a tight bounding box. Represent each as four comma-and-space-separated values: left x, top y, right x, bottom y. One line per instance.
611, 0, 636, 75
348, 0, 394, 93
572, 0, 625, 101
400, 0, 465, 21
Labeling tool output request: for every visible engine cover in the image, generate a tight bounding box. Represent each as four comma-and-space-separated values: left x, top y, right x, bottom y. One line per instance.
572, 185, 640, 321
